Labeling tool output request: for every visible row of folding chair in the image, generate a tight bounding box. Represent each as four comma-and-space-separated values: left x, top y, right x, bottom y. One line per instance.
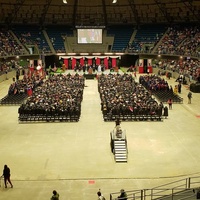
103, 114, 163, 122
19, 114, 80, 123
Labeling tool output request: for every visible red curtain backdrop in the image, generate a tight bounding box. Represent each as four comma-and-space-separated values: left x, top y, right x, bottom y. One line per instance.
88, 59, 92, 66
72, 58, 76, 69
96, 58, 100, 66
80, 58, 84, 66
64, 59, 68, 69
112, 58, 117, 67
104, 57, 108, 69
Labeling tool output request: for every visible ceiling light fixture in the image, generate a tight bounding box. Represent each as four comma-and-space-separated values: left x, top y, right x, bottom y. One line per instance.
112, 0, 117, 3
63, 0, 67, 4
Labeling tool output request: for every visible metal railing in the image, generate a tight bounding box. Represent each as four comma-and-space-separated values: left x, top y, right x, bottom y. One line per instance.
110, 176, 200, 200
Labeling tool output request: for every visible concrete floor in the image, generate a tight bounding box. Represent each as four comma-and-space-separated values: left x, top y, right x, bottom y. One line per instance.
0, 71, 200, 200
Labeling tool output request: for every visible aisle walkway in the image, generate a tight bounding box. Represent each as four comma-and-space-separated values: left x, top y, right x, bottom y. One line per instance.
0, 71, 200, 200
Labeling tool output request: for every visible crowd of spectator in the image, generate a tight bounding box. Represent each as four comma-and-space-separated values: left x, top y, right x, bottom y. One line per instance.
156, 26, 200, 57
177, 27, 200, 57
0, 30, 25, 56
18, 74, 85, 120
98, 73, 163, 119
17, 31, 51, 54
155, 59, 200, 81
0, 25, 199, 59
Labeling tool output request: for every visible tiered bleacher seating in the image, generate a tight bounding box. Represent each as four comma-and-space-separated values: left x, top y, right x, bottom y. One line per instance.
13, 25, 51, 53
107, 25, 133, 51
130, 25, 167, 53
46, 25, 73, 53
155, 24, 200, 57
0, 29, 25, 56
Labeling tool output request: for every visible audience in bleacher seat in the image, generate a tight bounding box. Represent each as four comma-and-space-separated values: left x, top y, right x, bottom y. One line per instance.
18, 31, 50, 53
156, 59, 200, 82
156, 26, 200, 57
0, 25, 198, 59
98, 73, 162, 120
0, 30, 24, 56
14, 26, 51, 54
18, 74, 84, 120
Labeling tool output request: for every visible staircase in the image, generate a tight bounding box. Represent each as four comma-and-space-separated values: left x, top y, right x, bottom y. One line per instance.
114, 139, 128, 163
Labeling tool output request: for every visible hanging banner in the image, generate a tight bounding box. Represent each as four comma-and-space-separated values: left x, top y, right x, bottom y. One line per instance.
96, 58, 100, 66
80, 58, 84, 66
112, 58, 117, 67
88, 59, 92, 66
64, 59, 68, 69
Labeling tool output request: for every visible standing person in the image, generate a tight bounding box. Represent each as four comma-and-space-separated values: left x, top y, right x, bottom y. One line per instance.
167, 98, 173, 110
163, 106, 168, 119
174, 85, 178, 94
187, 91, 192, 104
2, 165, 13, 188
115, 117, 121, 127
51, 190, 59, 200
118, 189, 127, 200
97, 189, 106, 200
16, 68, 20, 81
178, 82, 182, 93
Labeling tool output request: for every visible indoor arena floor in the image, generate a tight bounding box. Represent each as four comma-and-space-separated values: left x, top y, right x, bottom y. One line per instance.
0, 70, 200, 200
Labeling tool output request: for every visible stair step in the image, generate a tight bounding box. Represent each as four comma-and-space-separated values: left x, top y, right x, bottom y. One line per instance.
115, 148, 127, 151
115, 159, 127, 162
115, 155, 127, 158
115, 149, 126, 153
114, 140, 126, 143
115, 149, 127, 151
113, 137, 127, 162
114, 144, 126, 147
115, 148, 126, 151
115, 153, 127, 155
114, 143, 126, 146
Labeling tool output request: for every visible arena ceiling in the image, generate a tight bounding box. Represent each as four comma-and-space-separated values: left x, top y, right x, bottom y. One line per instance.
0, 0, 199, 27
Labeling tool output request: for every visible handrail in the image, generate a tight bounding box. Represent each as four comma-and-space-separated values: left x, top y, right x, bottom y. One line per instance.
110, 176, 200, 200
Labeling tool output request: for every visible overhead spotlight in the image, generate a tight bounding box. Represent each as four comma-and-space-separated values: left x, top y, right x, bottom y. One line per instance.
112, 0, 117, 3
63, 0, 67, 4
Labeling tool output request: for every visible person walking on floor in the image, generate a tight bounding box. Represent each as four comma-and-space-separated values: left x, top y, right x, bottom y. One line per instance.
97, 189, 106, 200
163, 106, 168, 119
51, 190, 59, 200
188, 91, 192, 104
118, 189, 127, 200
167, 98, 173, 110
1, 165, 13, 188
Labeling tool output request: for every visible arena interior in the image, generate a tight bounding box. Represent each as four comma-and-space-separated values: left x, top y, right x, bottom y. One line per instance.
0, 0, 200, 200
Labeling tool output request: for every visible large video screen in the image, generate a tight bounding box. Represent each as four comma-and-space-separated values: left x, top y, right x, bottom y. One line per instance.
77, 29, 102, 44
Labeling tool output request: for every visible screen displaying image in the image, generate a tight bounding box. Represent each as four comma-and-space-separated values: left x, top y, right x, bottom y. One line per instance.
77, 29, 102, 44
